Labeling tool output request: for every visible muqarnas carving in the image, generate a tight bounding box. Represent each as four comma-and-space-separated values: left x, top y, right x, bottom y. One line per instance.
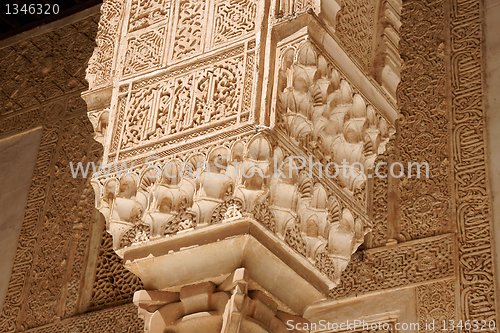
92, 134, 368, 285
276, 41, 394, 205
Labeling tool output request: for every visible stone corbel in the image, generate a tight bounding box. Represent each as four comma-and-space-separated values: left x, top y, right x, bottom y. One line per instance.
133, 268, 308, 333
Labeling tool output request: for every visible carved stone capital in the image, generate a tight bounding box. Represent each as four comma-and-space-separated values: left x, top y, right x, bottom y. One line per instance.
134, 268, 307, 333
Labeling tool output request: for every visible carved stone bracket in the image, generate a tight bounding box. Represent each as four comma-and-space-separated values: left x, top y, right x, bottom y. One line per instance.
133, 268, 307, 333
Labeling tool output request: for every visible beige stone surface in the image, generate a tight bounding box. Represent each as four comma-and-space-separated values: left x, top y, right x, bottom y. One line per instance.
0, 128, 42, 310
484, 0, 500, 323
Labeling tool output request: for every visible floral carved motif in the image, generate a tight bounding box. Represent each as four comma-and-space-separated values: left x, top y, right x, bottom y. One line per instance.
172, 0, 206, 61
397, 0, 450, 240
417, 280, 456, 332
336, 0, 375, 72
129, 0, 171, 32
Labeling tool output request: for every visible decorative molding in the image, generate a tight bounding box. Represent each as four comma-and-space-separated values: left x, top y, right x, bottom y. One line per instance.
330, 234, 455, 299
92, 134, 369, 286
450, 0, 498, 323
274, 38, 395, 208
373, 0, 402, 100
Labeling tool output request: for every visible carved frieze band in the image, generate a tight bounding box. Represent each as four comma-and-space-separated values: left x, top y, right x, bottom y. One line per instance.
110, 41, 256, 160
450, 0, 497, 324
329, 234, 455, 299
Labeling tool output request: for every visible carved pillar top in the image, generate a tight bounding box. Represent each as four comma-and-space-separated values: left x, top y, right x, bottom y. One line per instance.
82, 0, 402, 323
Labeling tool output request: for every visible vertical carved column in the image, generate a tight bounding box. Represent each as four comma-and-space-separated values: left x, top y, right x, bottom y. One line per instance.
450, 0, 498, 324
373, 0, 402, 102
396, 0, 498, 324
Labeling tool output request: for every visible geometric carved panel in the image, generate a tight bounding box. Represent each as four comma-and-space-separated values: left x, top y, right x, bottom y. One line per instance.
123, 27, 167, 76
213, 0, 257, 46
330, 234, 455, 299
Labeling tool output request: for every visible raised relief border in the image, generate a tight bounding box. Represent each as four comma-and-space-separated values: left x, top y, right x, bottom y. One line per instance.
330, 234, 455, 299
450, 0, 497, 324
